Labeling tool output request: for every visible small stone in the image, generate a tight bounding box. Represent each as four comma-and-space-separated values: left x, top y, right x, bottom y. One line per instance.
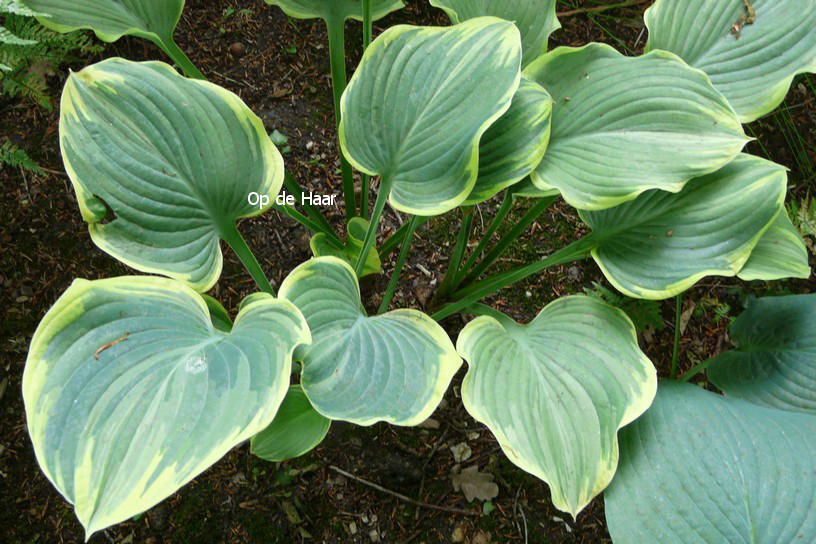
229, 42, 247, 57
418, 417, 440, 429
525, 290, 532, 298
451, 526, 465, 543
368, 529, 380, 542
349, 522, 357, 535
472, 532, 490, 544
450, 442, 472, 463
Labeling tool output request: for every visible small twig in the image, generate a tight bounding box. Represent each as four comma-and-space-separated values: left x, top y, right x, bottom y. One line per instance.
329, 465, 480, 517
557, 0, 651, 18
94, 332, 131, 360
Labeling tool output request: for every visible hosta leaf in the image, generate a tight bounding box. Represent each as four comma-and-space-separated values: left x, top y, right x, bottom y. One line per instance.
605, 381, 816, 543
512, 176, 559, 199
525, 43, 747, 211
310, 217, 382, 277
23, 276, 309, 538
429, 0, 560, 68
21, 0, 182, 44
456, 296, 657, 517
737, 212, 811, 281
340, 17, 522, 215
280, 257, 462, 426
251, 384, 331, 462
60, 58, 283, 292
264, 0, 404, 23
581, 154, 786, 299
645, 0, 816, 122
464, 77, 552, 205
708, 294, 816, 415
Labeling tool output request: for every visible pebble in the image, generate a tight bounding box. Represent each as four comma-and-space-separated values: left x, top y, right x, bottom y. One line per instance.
451, 526, 465, 542
229, 42, 247, 57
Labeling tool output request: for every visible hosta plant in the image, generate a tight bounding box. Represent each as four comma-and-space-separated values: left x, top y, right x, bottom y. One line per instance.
21, 0, 815, 540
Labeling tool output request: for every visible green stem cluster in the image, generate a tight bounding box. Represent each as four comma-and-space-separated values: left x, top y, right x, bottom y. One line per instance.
326, 17, 357, 221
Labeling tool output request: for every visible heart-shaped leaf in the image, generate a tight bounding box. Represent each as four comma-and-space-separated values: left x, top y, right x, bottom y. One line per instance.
464, 77, 553, 205
21, 0, 182, 44
708, 294, 816, 415
280, 257, 462, 426
251, 384, 331, 462
605, 381, 816, 543
581, 154, 787, 299
429, 0, 560, 68
264, 0, 404, 23
60, 58, 284, 292
737, 212, 811, 281
23, 276, 310, 538
310, 217, 382, 277
340, 17, 522, 215
457, 296, 657, 517
645, 0, 816, 122
525, 43, 747, 211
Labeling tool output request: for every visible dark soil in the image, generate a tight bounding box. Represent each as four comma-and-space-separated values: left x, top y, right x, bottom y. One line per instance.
1, 1, 814, 543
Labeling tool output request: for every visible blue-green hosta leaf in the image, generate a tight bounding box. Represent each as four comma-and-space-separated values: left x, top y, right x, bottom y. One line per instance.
605, 381, 816, 543
264, 0, 403, 23
60, 58, 284, 292
525, 43, 748, 211
464, 77, 552, 205
429, 0, 560, 68
708, 294, 816, 415
457, 297, 657, 517
280, 257, 462, 426
645, 0, 816, 123
310, 217, 382, 277
737, 212, 811, 281
581, 154, 787, 299
23, 276, 310, 538
340, 17, 522, 215
21, 0, 183, 45
251, 384, 331, 462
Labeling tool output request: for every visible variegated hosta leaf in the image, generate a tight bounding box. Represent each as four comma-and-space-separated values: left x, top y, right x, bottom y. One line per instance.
340, 17, 522, 215
251, 384, 331, 462
512, 176, 560, 199
280, 257, 462, 426
645, 0, 816, 122
60, 58, 283, 292
605, 381, 816, 543
23, 276, 310, 538
429, 0, 560, 68
310, 217, 382, 277
708, 294, 816, 415
464, 77, 552, 205
581, 154, 786, 299
525, 43, 747, 211
264, 0, 403, 23
21, 0, 182, 45
457, 296, 657, 517
738, 212, 811, 281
